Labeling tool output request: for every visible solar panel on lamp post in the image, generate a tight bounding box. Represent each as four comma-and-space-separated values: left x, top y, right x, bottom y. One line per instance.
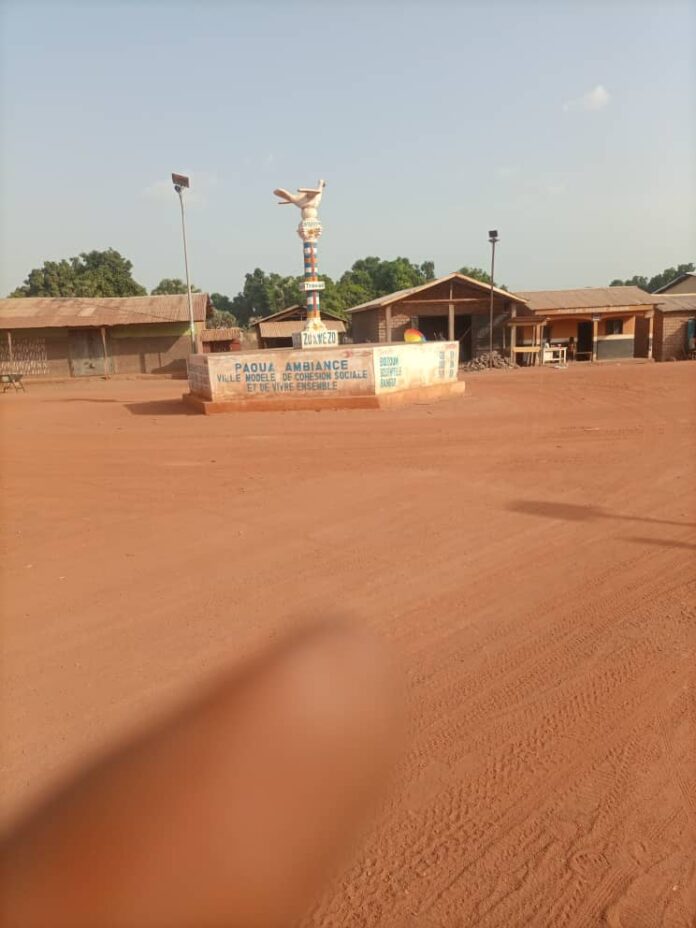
488, 230, 499, 369
171, 173, 196, 352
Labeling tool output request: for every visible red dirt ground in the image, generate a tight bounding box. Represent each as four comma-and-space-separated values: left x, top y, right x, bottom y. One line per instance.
2, 362, 695, 926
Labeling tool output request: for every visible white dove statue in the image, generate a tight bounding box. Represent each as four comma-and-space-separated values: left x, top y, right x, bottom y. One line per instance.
273, 179, 326, 219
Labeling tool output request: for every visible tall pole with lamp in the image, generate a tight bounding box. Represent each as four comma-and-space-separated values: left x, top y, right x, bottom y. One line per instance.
488, 229, 499, 368
172, 173, 197, 352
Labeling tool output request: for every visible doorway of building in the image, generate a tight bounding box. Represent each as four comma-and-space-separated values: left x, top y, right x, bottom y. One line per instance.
417, 314, 473, 361
418, 315, 448, 341
577, 321, 593, 359
68, 330, 106, 376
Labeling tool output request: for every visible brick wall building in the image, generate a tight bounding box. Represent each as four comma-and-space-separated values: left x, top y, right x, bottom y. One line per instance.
652, 294, 696, 361
0, 294, 212, 378
347, 272, 527, 361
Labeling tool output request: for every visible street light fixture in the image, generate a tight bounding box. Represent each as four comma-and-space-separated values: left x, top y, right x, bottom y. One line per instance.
488, 229, 499, 369
172, 173, 196, 352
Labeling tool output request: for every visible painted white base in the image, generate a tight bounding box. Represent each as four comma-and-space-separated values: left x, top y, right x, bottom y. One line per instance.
188, 341, 460, 404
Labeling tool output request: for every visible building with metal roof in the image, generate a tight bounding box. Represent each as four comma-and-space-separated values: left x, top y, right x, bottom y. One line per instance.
251, 304, 346, 349
652, 293, 696, 361
511, 286, 659, 362
652, 271, 696, 295
0, 294, 212, 378
347, 272, 528, 362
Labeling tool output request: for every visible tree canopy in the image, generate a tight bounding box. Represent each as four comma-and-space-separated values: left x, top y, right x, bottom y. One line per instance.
151, 278, 200, 295
457, 266, 508, 290
9, 249, 146, 298
7, 252, 513, 325
225, 257, 436, 326
610, 262, 695, 293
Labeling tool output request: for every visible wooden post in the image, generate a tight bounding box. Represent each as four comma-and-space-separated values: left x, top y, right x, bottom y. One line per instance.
385, 305, 392, 343
647, 312, 654, 360
509, 307, 516, 362
530, 323, 536, 365
592, 317, 599, 362
100, 326, 110, 377
7, 330, 13, 365
448, 281, 455, 341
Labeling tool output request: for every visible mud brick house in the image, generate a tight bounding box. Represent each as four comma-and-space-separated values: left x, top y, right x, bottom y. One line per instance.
200, 327, 242, 354
347, 272, 528, 362
252, 305, 347, 349
0, 293, 212, 378
652, 294, 696, 361
513, 286, 660, 361
653, 271, 696, 296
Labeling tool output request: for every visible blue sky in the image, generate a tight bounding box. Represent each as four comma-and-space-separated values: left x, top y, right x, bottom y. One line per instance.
1, 0, 694, 297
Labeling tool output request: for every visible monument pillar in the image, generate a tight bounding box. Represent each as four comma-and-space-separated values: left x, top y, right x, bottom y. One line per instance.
273, 179, 338, 349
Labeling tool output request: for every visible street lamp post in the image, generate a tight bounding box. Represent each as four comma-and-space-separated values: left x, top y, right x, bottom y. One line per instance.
488, 229, 499, 369
172, 173, 197, 352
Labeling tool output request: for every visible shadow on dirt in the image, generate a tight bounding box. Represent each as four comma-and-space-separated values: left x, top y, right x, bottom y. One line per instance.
507, 499, 695, 529
125, 400, 196, 416
622, 536, 696, 551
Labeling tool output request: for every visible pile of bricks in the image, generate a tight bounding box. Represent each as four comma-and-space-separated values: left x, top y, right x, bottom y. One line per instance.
461, 352, 516, 372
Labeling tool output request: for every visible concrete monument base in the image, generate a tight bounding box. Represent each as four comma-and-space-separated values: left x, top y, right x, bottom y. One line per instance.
185, 341, 463, 413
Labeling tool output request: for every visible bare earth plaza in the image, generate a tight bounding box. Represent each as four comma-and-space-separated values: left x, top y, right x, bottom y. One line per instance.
1, 178, 695, 925
1, 2, 695, 923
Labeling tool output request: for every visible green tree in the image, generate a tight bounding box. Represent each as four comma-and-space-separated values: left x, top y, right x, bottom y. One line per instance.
151, 278, 200, 295
458, 266, 492, 285
226, 257, 436, 326
457, 266, 508, 290
610, 262, 695, 292
334, 257, 435, 309
207, 308, 238, 329
210, 292, 236, 315
9, 249, 146, 297
229, 269, 303, 325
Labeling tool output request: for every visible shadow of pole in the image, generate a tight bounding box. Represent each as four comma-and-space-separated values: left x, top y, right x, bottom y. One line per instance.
507, 500, 695, 530
125, 400, 197, 416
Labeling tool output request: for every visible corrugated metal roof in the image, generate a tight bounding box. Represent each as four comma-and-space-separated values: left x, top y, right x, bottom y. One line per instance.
347, 272, 527, 314
656, 293, 696, 313
0, 293, 212, 329
258, 320, 346, 338
653, 272, 696, 294
506, 316, 549, 326
201, 327, 242, 341
516, 286, 656, 312
251, 305, 346, 326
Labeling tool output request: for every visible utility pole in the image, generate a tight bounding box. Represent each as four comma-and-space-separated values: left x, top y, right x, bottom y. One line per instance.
488, 230, 499, 368
172, 173, 196, 352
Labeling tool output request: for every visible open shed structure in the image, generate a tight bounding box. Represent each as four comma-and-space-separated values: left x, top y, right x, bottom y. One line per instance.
513, 286, 659, 361
347, 272, 528, 362
252, 305, 347, 349
0, 293, 211, 378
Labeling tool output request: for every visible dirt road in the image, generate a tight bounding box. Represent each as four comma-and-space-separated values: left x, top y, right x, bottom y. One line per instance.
2, 362, 695, 926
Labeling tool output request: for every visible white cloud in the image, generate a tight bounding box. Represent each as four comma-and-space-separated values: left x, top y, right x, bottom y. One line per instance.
497, 165, 519, 179
142, 179, 172, 202
562, 84, 611, 113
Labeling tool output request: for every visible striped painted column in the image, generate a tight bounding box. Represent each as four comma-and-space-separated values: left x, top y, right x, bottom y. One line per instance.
303, 239, 321, 325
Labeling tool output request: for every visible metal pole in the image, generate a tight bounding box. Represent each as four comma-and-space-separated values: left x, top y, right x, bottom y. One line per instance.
177, 187, 196, 352
489, 238, 496, 367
